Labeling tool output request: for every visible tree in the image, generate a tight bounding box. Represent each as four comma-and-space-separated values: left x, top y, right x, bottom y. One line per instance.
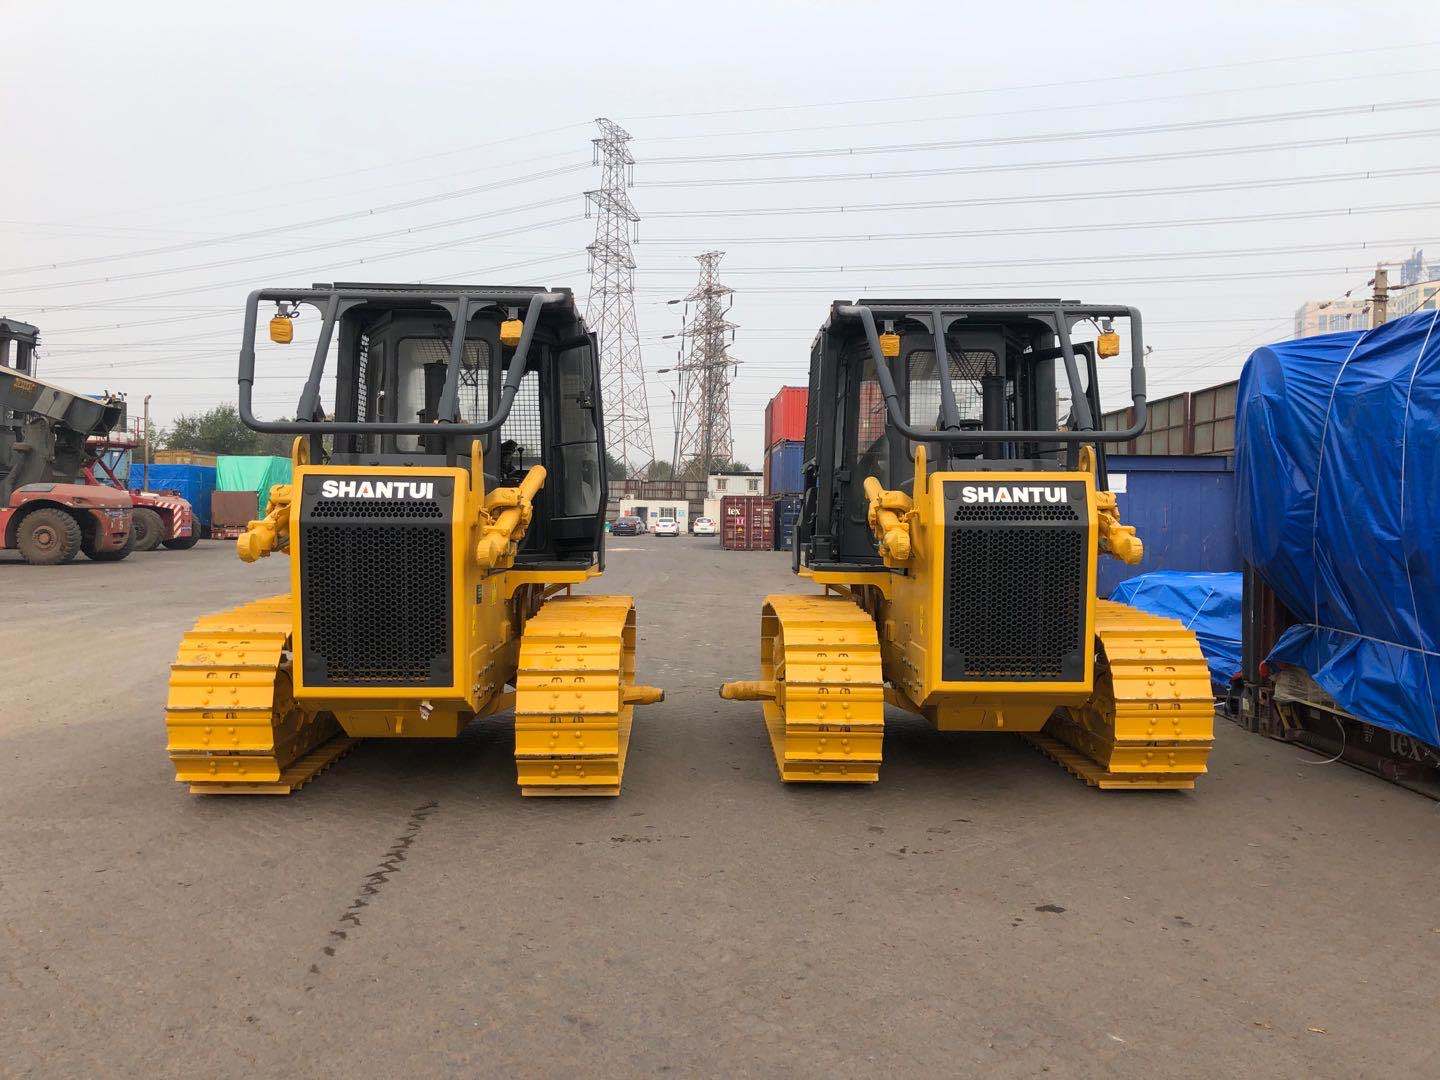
646, 459, 674, 480
605, 451, 629, 480
676, 455, 750, 481
161, 405, 294, 456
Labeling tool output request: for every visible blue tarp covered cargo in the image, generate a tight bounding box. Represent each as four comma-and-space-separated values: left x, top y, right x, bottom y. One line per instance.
129, 463, 217, 533
1235, 309, 1440, 746
216, 455, 292, 517
1110, 571, 1241, 693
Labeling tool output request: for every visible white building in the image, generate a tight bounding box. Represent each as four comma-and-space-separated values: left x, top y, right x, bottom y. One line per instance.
702, 471, 764, 522
707, 472, 762, 499
618, 497, 689, 531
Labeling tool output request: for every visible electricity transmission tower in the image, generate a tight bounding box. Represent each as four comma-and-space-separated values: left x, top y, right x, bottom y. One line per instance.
672, 251, 737, 478
584, 118, 655, 479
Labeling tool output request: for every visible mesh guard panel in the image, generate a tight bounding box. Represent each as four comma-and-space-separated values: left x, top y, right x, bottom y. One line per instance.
941, 481, 1089, 682
298, 476, 454, 688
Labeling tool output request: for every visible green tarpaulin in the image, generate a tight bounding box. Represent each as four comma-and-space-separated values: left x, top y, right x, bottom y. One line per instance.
215, 455, 292, 516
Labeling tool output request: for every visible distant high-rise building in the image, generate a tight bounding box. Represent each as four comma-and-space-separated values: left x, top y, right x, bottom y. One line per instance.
1293, 297, 1371, 338
1294, 266, 1440, 338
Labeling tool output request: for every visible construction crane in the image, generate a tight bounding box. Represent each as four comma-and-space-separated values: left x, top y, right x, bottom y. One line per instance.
164, 282, 662, 795
722, 299, 1214, 790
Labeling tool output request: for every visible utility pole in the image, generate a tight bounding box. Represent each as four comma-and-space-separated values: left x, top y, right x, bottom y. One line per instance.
584, 118, 656, 480
1372, 264, 1390, 328
142, 394, 151, 490
672, 252, 737, 478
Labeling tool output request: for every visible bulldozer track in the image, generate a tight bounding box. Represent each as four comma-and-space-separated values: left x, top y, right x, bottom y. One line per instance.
165, 594, 347, 795
1032, 599, 1215, 790
760, 594, 885, 783
514, 594, 643, 796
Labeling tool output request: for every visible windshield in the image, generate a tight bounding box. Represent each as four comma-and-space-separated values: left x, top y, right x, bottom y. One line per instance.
393, 337, 490, 451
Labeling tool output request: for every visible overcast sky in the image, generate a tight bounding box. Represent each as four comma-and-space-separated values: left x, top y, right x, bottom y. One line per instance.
3, 2, 1435, 467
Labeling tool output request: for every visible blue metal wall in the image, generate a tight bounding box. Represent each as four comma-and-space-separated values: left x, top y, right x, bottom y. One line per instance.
1097, 454, 1239, 597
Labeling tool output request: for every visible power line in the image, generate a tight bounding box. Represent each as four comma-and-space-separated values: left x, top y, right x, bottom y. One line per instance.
621, 41, 1440, 121
644, 165, 1440, 220
634, 236, 1440, 277
0, 167, 585, 277
623, 263, 1398, 296
637, 200, 1440, 247
20, 227, 584, 314
637, 129, 1440, 189
55, 121, 592, 227
631, 65, 1440, 143
3, 215, 579, 293
642, 98, 1440, 165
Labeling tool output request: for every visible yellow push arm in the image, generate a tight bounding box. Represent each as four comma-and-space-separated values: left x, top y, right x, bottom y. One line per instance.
1076, 446, 1143, 565
862, 475, 914, 562
475, 465, 547, 570
236, 483, 293, 563
1095, 489, 1144, 564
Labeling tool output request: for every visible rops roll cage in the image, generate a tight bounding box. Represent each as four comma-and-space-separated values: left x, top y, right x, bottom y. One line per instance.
833, 302, 1149, 445
237, 285, 570, 437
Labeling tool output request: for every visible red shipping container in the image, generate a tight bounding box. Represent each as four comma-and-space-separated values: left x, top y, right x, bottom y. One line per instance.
720, 495, 775, 551
764, 386, 808, 450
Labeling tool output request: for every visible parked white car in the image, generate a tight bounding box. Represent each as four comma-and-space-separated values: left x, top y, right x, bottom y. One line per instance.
654, 518, 681, 537
692, 516, 717, 536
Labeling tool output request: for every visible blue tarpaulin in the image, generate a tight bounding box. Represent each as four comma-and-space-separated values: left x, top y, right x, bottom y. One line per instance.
1235, 309, 1440, 746
1110, 571, 1241, 692
128, 463, 217, 532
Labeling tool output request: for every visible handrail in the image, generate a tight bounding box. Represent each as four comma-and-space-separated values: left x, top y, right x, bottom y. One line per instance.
833, 302, 1148, 445
237, 287, 564, 436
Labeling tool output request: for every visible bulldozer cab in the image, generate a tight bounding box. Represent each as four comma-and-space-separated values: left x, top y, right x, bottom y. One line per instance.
799, 299, 1148, 567
237, 282, 606, 565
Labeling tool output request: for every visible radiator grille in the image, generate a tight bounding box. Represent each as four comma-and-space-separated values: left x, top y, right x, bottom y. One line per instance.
300, 495, 452, 686
942, 496, 1086, 681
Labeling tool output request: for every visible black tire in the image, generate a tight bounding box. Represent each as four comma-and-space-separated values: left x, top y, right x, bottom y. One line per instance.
84, 526, 133, 562
17, 508, 82, 565
161, 533, 199, 550
130, 507, 164, 552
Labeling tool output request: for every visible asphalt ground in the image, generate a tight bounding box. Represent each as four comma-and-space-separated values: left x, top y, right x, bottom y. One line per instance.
3, 536, 1438, 1078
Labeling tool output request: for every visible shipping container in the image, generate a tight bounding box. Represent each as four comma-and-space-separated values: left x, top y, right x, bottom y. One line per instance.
1101, 380, 1238, 457
772, 493, 802, 550
1190, 380, 1237, 455
128, 463, 217, 534
153, 449, 219, 466
210, 490, 259, 527
1097, 453, 1239, 596
765, 440, 804, 495
720, 495, 774, 551
1131, 393, 1190, 454
764, 386, 808, 450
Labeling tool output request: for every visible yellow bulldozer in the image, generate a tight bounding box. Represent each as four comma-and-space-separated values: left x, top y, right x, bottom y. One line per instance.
722, 299, 1214, 790
165, 282, 661, 796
